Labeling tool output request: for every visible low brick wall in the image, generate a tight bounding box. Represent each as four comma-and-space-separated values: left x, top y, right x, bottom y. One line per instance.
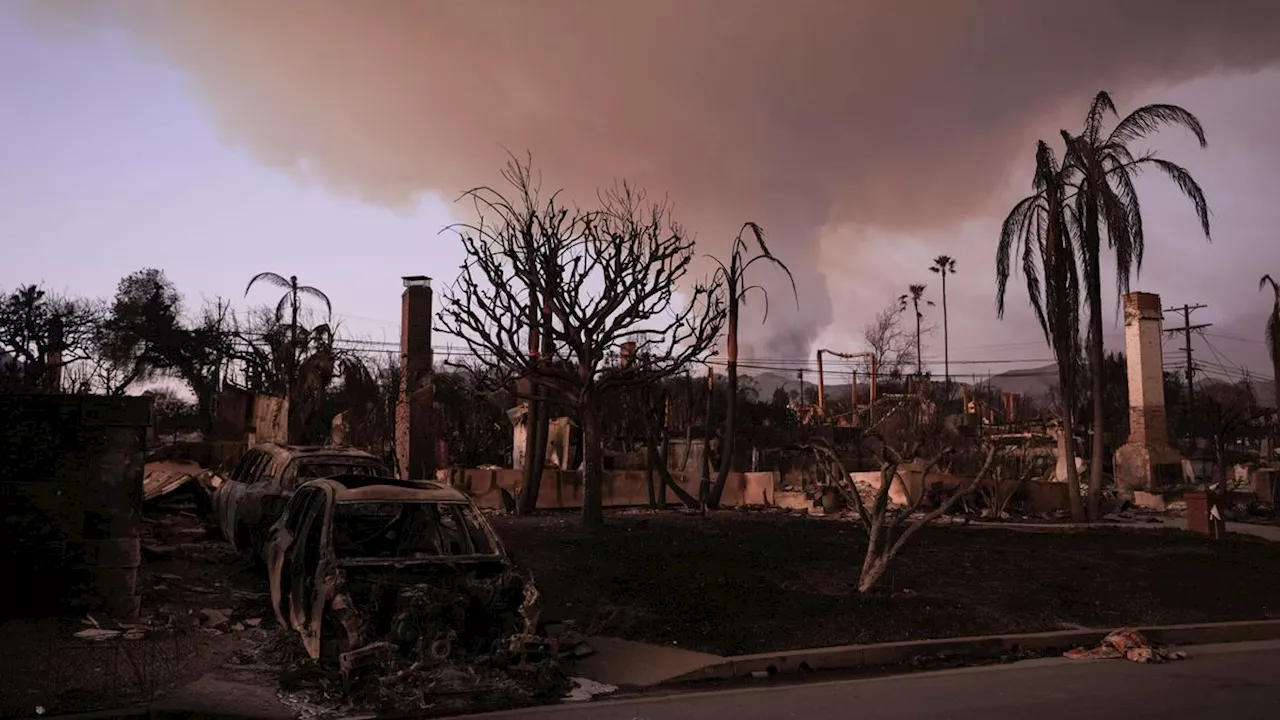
449, 467, 779, 510
447, 465, 1078, 515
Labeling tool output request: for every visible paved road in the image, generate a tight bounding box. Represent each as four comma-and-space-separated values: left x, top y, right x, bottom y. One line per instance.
461, 640, 1280, 719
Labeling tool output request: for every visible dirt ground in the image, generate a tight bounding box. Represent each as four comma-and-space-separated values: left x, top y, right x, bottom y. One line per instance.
491, 510, 1280, 657
7, 499, 1280, 718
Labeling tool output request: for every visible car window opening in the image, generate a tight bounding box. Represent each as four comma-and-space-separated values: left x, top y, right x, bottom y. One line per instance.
295, 461, 380, 480
332, 502, 496, 559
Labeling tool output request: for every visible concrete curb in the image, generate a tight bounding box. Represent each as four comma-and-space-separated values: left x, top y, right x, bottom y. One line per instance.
662, 619, 1280, 684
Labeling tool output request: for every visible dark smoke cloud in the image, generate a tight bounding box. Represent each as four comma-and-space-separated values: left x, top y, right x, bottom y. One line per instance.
26, 0, 1280, 357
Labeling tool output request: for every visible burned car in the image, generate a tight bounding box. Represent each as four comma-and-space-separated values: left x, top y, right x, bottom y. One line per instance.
263, 474, 538, 668
211, 443, 390, 555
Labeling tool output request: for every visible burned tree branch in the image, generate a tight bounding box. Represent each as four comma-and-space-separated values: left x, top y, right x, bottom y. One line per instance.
436, 154, 726, 527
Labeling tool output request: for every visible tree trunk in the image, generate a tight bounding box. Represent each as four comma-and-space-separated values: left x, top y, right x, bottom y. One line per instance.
699, 375, 714, 512
518, 392, 549, 515
644, 389, 657, 508
1272, 347, 1280, 445
858, 553, 891, 594
1061, 380, 1086, 522
289, 278, 299, 404
709, 293, 739, 508
915, 305, 923, 377
1085, 232, 1106, 522
647, 442, 699, 508
941, 274, 950, 390
580, 399, 605, 529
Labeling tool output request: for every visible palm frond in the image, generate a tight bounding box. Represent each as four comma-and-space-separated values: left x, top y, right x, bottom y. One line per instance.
273, 293, 291, 322
1267, 309, 1280, 366
245, 271, 290, 297
1109, 103, 1207, 149
1147, 158, 1211, 240
996, 194, 1038, 318
735, 222, 799, 313
1083, 91, 1117, 143
298, 285, 334, 318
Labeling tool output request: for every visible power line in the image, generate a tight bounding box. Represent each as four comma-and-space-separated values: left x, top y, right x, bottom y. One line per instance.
1164, 303, 1210, 406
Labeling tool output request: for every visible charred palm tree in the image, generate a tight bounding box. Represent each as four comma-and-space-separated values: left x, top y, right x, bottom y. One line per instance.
997, 140, 1086, 522
899, 284, 932, 378
929, 256, 957, 388
244, 272, 332, 404
1061, 91, 1210, 520
1261, 275, 1280, 428
705, 222, 797, 508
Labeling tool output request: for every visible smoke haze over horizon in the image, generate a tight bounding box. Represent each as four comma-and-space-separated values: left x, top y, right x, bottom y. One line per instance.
8, 0, 1280, 379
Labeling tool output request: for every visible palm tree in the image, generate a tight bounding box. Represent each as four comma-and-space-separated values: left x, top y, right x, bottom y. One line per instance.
705, 222, 797, 508
1061, 91, 1211, 520
1260, 275, 1280, 423
997, 140, 1086, 522
244, 272, 332, 400
929, 256, 957, 387
898, 284, 932, 378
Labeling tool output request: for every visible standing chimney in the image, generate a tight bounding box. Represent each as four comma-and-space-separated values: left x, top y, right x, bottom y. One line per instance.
46, 315, 64, 392
1114, 292, 1182, 491
620, 341, 637, 369
397, 276, 436, 480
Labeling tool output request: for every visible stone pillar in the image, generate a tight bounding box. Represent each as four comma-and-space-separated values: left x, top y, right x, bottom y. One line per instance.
396, 276, 436, 481
1114, 292, 1182, 492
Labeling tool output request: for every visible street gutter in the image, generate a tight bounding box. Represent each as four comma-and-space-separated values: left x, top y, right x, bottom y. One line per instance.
661, 618, 1280, 684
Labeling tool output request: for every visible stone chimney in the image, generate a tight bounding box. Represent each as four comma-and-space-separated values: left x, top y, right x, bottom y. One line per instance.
396, 276, 436, 480
1114, 292, 1182, 491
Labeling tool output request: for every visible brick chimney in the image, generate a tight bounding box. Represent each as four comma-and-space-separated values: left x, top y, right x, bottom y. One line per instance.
396, 276, 436, 480
619, 341, 637, 369
1114, 292, 1182, 491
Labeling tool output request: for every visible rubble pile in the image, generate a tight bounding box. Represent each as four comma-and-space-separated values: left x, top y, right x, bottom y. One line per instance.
1064, 628, 1187, 664
258, 572, 583, 717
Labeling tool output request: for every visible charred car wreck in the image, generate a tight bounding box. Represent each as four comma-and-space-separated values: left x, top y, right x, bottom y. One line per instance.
263, 474, 547, 688
207, 443, 390, 555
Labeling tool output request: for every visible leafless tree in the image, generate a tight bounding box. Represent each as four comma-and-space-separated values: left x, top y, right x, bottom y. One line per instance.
706, 222, 797, 508
807, 434, 995, 593
863, 299, 918, 380
436, 156, 726, 528
0, 284, 101, 392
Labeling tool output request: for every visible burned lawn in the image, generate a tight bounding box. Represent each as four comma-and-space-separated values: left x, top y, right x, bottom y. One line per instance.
0, 493, 275, 718
491, 510, 1280, 657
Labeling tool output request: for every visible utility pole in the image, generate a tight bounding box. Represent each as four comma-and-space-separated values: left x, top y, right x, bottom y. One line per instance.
1164, 303, 1210, 407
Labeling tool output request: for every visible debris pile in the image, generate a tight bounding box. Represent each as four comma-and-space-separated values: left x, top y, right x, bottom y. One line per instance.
1064, 628, 1187, 663
259, 571, 590, 717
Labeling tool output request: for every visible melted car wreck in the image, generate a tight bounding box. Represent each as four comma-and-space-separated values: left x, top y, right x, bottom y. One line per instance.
262, 474, 544, 683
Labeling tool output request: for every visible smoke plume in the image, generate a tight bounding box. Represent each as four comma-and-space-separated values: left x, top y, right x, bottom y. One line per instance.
27, 0, 1280, 357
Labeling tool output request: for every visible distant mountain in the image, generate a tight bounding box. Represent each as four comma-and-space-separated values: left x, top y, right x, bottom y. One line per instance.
985, 363, 1276, 409
740, 363, 1275, 409
987, 364, 1058, 398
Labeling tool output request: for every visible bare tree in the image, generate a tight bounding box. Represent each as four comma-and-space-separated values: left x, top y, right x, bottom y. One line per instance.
863, 299, 918, 381
705, 222, 797, 508
807, 432, 996, 593
0, 284, 101, 392
436, 156, 726, 528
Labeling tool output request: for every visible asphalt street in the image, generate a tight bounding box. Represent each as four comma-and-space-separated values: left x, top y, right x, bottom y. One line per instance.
458, 640, 1280, 720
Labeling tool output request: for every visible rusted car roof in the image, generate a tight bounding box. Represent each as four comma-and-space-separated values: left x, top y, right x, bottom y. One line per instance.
305, 475, 473, 504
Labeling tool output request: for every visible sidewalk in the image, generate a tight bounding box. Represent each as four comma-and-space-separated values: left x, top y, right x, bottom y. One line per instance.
965, 516, 1280, 543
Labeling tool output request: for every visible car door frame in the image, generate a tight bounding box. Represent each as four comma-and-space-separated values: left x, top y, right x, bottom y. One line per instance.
267, 485, 321, 628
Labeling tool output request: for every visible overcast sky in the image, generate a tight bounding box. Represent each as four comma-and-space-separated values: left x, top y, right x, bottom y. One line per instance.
3, 0, 1279, 386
